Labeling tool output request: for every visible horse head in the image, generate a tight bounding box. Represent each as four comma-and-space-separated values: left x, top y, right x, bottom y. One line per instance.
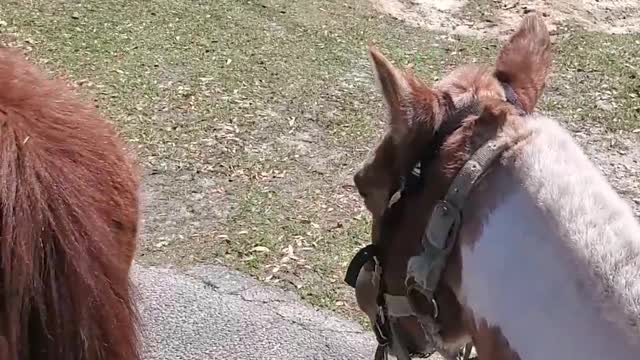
347, 12, 552, 359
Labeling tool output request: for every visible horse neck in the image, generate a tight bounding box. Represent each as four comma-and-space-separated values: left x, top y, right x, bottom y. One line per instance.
455, 115, 640, 360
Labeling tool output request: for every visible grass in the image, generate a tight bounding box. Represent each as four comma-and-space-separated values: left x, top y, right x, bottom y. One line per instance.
1, 0, 639, 323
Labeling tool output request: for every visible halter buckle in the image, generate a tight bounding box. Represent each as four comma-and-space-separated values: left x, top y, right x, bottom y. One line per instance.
425, 200, 461, 250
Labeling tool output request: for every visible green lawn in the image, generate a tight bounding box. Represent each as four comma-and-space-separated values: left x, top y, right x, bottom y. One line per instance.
2, 0, 639, 322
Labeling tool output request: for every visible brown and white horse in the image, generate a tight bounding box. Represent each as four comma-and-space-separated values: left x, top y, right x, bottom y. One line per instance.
348, 13, 640, 360
0, 48, 141, 359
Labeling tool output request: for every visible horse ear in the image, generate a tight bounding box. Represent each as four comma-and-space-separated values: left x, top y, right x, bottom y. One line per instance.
495, 12, 552, 113
368, 45, 412, 139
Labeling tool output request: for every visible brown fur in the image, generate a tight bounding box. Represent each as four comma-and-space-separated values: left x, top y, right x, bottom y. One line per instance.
494, 14, 552, 113
353, 12, 552, 359
0, 48, 141, 359
354, 49, 437, 222
466, 314, 521, 360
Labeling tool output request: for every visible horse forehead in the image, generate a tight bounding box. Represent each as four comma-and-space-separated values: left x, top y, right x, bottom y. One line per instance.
435, 64, 503, 101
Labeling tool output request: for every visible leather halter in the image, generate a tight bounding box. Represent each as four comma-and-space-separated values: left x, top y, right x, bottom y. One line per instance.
345, 82, 524, 360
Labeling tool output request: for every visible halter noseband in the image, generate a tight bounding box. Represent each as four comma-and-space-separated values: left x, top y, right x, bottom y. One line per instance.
345, 81, 525, 360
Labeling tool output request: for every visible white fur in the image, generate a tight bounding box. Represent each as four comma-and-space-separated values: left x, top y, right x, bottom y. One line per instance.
460, 114, 640, 359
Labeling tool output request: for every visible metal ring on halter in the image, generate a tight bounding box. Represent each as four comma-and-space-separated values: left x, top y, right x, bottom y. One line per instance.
372, 255, 382, 287
431, 297, 439, 319
373, 314, 389, 346
405, 280, 440, 320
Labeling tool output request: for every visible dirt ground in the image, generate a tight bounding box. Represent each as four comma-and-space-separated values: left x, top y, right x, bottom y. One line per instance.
372, 0, 640, 38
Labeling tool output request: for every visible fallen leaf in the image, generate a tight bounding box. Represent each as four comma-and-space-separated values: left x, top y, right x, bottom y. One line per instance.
155, 241, 169, 248
250, 246, 271, 253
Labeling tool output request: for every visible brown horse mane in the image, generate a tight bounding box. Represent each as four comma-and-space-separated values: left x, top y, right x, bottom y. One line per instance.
0, 48, 141, 359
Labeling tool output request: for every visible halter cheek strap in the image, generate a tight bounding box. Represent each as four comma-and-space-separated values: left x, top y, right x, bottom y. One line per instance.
344, 245, 402, 360
407, 139, 508, 298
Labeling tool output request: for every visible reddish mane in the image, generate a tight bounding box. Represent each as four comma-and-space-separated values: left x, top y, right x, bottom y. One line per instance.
0, 48, 141, 359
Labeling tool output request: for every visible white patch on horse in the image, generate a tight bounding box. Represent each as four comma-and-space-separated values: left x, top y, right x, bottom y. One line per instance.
460, 114, 640, 360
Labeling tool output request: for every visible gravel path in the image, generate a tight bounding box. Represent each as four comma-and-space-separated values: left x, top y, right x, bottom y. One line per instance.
135, 264, 384, 360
